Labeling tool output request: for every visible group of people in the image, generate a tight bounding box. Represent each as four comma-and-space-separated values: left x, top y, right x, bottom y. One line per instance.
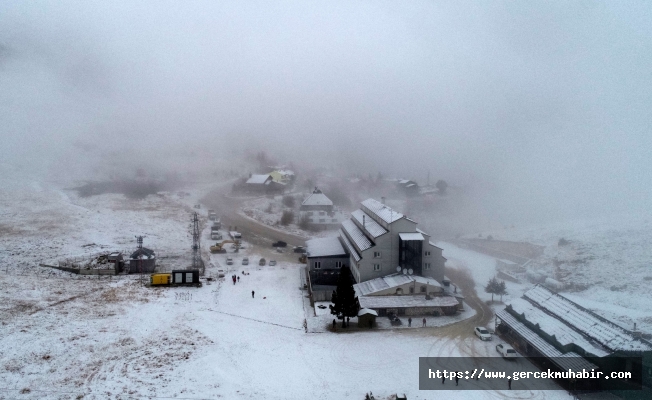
231, 274, 240, 285
407, 317, 427, 327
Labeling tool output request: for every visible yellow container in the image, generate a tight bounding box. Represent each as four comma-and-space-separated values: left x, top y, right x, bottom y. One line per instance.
150, 273, 171, 285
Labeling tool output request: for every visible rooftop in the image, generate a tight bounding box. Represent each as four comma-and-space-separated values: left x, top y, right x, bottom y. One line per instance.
354, 273, 442, 297
359, 295, 459, 309
338, 229, 360, 262
246, 174, 271, 184
302, 189, 333, 207
497, 310, 598, 372
341, 219, 373, 252
361, 198, 404, 224
523, 285, 652, 352
399, 232, 424, 241
351, 209, 387, 238
306, 237, 346, 258
508, 298, 610, 357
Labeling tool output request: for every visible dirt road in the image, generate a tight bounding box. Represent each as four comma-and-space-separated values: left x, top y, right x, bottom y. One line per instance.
200, 187, 306, 249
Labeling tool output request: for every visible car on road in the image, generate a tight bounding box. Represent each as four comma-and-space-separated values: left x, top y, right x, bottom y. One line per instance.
242, 257, 249, 265
496, 343, 517, 359
259, 258, 266, 266
226, 257, 233, 265
217, 269, 225, 278
272, 241, 287, 247
388, 313, 401, 326
269, 260, 277, 266
293, 246, 306, 253
474, 326, 492, 341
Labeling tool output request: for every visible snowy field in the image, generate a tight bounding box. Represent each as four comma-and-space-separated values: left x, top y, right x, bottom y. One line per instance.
2, 169, 575, 399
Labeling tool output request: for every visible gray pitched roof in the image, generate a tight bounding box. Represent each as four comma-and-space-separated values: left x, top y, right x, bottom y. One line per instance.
351, 209, 387, 238
302, 191, 333, 206
338, 229, 360, 262
361, 198, 404, 224
341, 219, 373, 252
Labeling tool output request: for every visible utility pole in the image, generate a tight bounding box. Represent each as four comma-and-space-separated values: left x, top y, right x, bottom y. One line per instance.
135, 235, 144, 285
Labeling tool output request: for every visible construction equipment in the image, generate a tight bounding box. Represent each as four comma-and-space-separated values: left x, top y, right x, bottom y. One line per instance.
210, 240, 240, 254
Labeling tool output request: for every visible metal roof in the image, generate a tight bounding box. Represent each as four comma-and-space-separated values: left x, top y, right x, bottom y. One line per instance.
306, 237, 346, 258
497, 310, 598, 372
361, 198, 404, 224
399, 232, 424, 241
338, 229, 360, 262
524, 285, 652, 352
509, 298, 610, 357
354, 274, 441, 296
341, 219, 373, 252
351, 209, 387, 238
359, 295, 459, 309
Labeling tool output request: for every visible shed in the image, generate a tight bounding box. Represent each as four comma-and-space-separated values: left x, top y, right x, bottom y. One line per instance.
358, 308, 378, 328
129, 248, 156, 273
172, 269, 200, 284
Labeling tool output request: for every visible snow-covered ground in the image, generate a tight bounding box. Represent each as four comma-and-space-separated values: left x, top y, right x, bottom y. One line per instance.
1, 168, 576, 399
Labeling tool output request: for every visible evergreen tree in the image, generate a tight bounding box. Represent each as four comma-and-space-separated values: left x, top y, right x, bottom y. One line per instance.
330, 266, 359, 327
485, 277, 500, 303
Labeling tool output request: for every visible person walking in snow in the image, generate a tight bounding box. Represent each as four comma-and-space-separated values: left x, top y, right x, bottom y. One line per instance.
252, 290, 255, 298
408, 317, 412, 327
422, 318, 426, 327
237, 276, 240, 282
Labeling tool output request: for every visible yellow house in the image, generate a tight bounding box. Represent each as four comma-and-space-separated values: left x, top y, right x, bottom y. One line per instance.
269, 169, 295, 183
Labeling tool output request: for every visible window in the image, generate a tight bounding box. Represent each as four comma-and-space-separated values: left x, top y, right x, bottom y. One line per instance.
319, 211, 325, 216
409, 286, 415, 294
420, 286, 426, 293
314, 261, 321, 269
331, 219, 337, 222
424, 263, 431, 270
395, 288, 403, 295
307, 211, 313, 216
373, 264, 381, 271
373, 251, 382, 258
425, 251, 431, 256
319, 219, 325, 223
335, 261, 343, 268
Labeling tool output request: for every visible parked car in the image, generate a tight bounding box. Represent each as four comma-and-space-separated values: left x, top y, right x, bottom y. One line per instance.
272, 241, 287, 247
242, 257, 249, 265
259, 258, 266, 266
217, 269, 225, 278
474, 326, 492, 341
226, 257, 233, 265
269, 260, 277, 266
293, 246, 306, 253
276, 247, 283, 253
496, 343, 517, 359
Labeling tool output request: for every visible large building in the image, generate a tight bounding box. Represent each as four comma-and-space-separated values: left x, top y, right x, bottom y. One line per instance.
497, 285, 652, 392
339, 198, 446, 284
299, 188, 346, 227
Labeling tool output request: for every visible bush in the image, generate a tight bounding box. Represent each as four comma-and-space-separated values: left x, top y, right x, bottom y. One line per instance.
280, 210, 294, 225
282, 195, 295, 208
298, 214, 310, 230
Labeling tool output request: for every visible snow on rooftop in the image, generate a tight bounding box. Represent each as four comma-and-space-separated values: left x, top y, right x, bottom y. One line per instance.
341, 219, 373, 252
338, 229, 360, 262
301, 191, 333, 207
523, 285, 652, 352
358, 308, 378, 317
399, 232, 424, 241
361, 198, 404, 224
359, 295, 458, 309
306, 237, 346, 258
416, 228, 429, 236
354, 274, 441, 296
497, 310, 598, 372
246, 174, 271, 184
351, 209, 387, 238
508, 298, 610, 357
